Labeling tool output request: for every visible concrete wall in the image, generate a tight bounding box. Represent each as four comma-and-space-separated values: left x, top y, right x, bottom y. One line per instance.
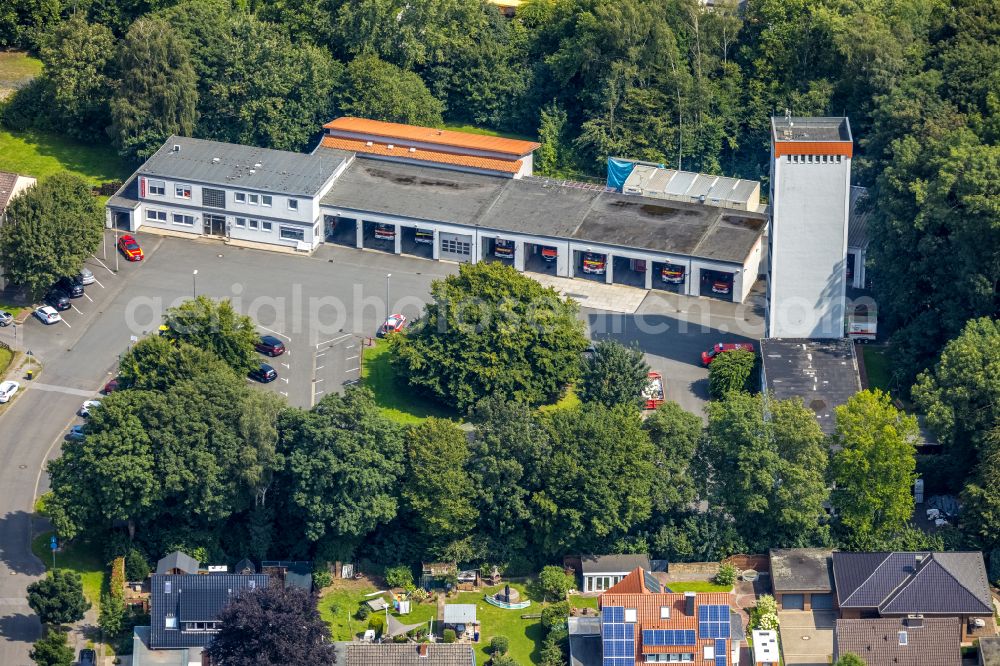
767, 152, 851, 338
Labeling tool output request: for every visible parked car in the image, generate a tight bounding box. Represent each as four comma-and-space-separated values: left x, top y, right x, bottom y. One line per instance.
494, 239, 516, 259
660, 265, 685, 284
34, 306, 62, 325
379, 314, 407, 336
255, 335, 285, 357
711, 280, 731, 295
117, 234, 143, 261
582, 252, 606, 275
79, 649, 96, 666
541, 247, 558, 263
103, 378, 120, 394
374, 223, 396, 241
0, 310, 12, 327
55, 276, 84, 298
249, 363, 278, 383
77, 267, 95, 285
0, 380, 20, 403
79, 400, 102, 418
67, 425, 86, 441
44, 290, 71, 311
701, 342, 755, 366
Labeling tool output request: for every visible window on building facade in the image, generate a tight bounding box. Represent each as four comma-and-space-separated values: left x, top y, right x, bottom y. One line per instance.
172, 213, 195, 226
248, 219, 259, 230
235, 217, 246, 228
261, 195, 272, 207
175, 184, 192, 199
624, 609, 637, 623
280, 226, 305, 241
287, 198, 299, 211
235, 192, 246, 203
202, 188, 225, 208
147, 180, 165, 195
146, 209, 167, 222
248, 193, 259, 205
261, 221, 272, 231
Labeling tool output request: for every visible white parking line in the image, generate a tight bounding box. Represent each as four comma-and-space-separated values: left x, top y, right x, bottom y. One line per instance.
61, 318, 72, 328
258, 325, 290, 341
93, 278, 105, 289
315, 390, 325, 397
316, 334, 351, 348
280, 391, 288, 396
83, 293, 94, 302
346, 367, 360, 373
344, 344, 355, 350
94, 258, 115, 275
345, 355, 358, 362
71, 305, 84, 314
280, 377, 289, 384
281, 362, 290, 369
315, 352, 326, 358
315, 365, 325, 371
314, 378, 325, 383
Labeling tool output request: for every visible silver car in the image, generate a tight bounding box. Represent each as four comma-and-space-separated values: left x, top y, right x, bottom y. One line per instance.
77, 267, 95, 285
0, 311, 12, 327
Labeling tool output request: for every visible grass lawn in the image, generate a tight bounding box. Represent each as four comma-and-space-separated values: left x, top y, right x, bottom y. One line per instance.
31, 531, 107, 611
454, 583, 544, 665
861, 344, 894, 395
569, 594, 598, 610
0, 52, 42, 100
361, 339, 457, 425
537, 386, 580, 414
318, 583, 437, 641
0, 128, 129, 185
0, 346, 13, 375
666, 580, 732, 593
441, 122, 537, 143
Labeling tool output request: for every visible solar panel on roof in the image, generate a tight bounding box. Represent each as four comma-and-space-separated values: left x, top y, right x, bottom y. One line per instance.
699, 605, 731, 640
643, 571, 662, 593
715, 639, 727, 666
642, 629, 697, 646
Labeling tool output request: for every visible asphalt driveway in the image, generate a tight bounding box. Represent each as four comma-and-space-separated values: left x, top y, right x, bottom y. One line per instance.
778, 610, 835, 666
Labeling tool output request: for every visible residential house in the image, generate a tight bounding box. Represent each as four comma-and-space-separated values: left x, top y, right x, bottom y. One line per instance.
581, 554, 652, 594
156, 551, 200, 576
0, 171, 35, 219
833, 616, 960, 666
832, 551, 994, 641
341, 642, 477, 666
768, 549, 835, 611
750, 630, 778, 665
598, 567, 742, 665
442, 604, 478, 640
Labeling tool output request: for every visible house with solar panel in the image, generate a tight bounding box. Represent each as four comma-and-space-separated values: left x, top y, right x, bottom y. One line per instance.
581, 567, 741, 666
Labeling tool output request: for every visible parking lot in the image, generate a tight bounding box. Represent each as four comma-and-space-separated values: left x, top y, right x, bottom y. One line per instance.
777, 611, 835, 666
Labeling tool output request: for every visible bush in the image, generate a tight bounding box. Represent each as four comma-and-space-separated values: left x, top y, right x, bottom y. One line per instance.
125, 549, 150, 582
714, 562, 738, 587
312, 569, 332, 590
491, 635, 509, 655
355, 603, 371, 620
410, 587, 428, 603
708, 349, 757, 399
538, 565, 574, 601
443, 628, 457, 643
385, 564, 415, 590
0, 78, 55, 132
751, 594, 779, 630
99, 591, 126, 637
541, 601, 570, 631
493, 654, 519, 666
110, 557, 126, 601
755, 594, 777, 616
368, 614, 386, 636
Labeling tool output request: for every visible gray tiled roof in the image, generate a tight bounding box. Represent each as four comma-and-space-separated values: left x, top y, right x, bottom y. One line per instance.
832, 552, 992, 615
139, 136, 345, 196
0, 171, 21, 211
345, 643, 476, 666
834, 617, 960, 666
580, 554, 652, 575
769, 549, 834, 592
156, 551, 200, 575
149, 573, 270, 649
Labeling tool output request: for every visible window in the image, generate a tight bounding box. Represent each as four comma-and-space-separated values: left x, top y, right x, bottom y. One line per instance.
660, 606, 671, 619
702, 646, 714, 660
175, 184, 191, 199
248, 219, 259, 230
624, 608, 637, 623
248, 193, 259, 205
202, 188, 225, 208
147, 179, 165, 195
235, 217, 246, 228
280, 226, 305, 241
164, 581, 172, 594
172, 213, 195, 226
146, 209, 167, 222
261, 195, 272, 207
287, 198, 299, 211
235, 192, 246, 203
165, 614, 177, 629
261, 221, 272, 232
898, 631, 908, 646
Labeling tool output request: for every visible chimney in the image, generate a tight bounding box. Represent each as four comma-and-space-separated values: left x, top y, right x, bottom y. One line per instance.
684, 591, 696, 616
172, 144, 181, 153
418, 644, 429, 658
904, 615, 923, 628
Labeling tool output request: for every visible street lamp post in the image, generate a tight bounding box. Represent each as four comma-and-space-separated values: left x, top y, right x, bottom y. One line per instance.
192, 269, 198, 299
114, 226, 119, 272
385, 273, 391, 319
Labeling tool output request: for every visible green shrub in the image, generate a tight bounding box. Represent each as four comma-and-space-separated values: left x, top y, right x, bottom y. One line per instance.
714, 562, 738, 587
538, 565, 574, 601
491, 635, 509, 655
708, 349, 757, 399
368, 614, 386, 636
411, 587, 428, 603
356, 603, 371, 620
443, 628, 457, 643
125, 549, 150, 582
541, 601, 569, 631
312, 569, 332, 590
385, 564, 415, 590
493, 654, 519, 666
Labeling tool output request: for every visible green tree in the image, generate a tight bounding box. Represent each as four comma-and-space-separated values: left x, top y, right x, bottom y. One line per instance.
490, 635, 510, 656
536, 102, 574, 177
125, 549, 151, 581
26, 570, 91, 626
402, 418, 477, 559
708, 349, 757, 399
643, 402, 702, 514
162, 297, 259, 376
533, 404, 655, 556
276, 388, 404, 543
392, 262, 587, 412
830, 390, 919, 544
98, 591, 126, 637
537, 565, 574, 601
578, 339, 650, 408
119, 336, 235, 391
960, 427, 1000, 553
834, 654, 866, 666
492, 655, 519, 666
703, 392, 830, 551
0, 0, 60, 50
0, 173, 104, 297
29, 627, 73, 666
384, 565, 414, 590
110, 17, 198, 163
37, 16, 115, 142
337, 54, 444, 127
714, 562, 738, 587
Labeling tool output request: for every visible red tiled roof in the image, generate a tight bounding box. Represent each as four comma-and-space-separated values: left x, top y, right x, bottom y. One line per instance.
323, 117, 540, 156
319, 136, 524, 174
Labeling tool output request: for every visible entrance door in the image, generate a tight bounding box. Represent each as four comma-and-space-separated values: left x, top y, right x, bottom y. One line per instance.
204, 214, 226, 237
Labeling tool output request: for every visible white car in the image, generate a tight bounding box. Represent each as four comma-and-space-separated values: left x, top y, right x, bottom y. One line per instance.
34, 306, 61, 325
0, 380, 20, 403
79, 400, 102, 418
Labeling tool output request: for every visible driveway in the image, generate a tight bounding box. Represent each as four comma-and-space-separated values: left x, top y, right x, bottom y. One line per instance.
778, 610, 835, 666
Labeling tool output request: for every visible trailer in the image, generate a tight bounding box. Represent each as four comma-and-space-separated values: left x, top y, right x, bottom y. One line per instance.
846, 304, 877, 342
642, 372, 665, 410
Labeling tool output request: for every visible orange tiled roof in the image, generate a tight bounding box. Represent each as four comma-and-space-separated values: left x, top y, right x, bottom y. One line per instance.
323, 117, 540, 156
319, 136, 524, 174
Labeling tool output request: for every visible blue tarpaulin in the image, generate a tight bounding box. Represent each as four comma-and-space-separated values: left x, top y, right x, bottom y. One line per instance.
606, 158, 636, 191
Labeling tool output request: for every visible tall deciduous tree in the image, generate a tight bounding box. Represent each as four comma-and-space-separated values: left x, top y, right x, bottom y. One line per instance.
337, 54, 444, 127
536, 102, 574, 177
578, 339, 650, 408
29, 627, 73, 666
110, 17, 198, 163
392, 262, 588, 412
162, 297, 259, 376
0, 173, 104, 297
703, 392, 829, 551
830, 390, 919, 544
118, 336, 235, 391
708, 349, 757, 399
643, 401, 702, 513
0, 0, 60, 50
26, 570, 91, 626
206, 586, 335, 666
959, 426, 1000, 554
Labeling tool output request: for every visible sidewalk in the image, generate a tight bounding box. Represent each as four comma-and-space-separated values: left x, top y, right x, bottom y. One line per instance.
528, 274, 648, 314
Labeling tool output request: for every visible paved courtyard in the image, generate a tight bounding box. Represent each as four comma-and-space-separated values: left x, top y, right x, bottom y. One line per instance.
778, 610, 835, 666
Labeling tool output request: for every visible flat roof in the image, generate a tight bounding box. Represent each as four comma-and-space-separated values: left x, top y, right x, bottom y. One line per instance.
980, 637, 1000, 666
772, 117, 852, 143
319, 137, 522, 174
760, 338, 862, 435
769, 548, 833, 593
848, 185, 871, 250
322, 159, 767, 264
324, 117, 540, 156
140, 135, 345, 196
580, 554, 651, 575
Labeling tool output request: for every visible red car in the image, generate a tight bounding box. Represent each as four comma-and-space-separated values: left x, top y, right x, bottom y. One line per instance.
701, 342, 755, 366
379, 314, 407, 336
103, 378, 120, 394
117, 234, 143, 261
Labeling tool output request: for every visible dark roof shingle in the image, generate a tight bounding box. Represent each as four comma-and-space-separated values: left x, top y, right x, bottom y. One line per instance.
834, 617, 960, 666
150, 573, 270, 649
345, 643, 476, 666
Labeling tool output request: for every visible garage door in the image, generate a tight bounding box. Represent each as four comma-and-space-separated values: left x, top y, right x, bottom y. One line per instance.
440, 232, 473, 263
781, 594, 804, 610
810, 593, 834, 610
